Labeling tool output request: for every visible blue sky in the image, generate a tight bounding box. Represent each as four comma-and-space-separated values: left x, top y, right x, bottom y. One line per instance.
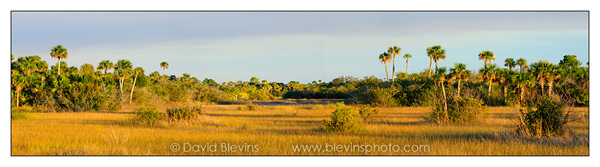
11, 12, 588, 83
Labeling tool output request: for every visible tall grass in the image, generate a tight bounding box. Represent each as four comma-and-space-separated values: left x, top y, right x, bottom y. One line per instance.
11, 104, 588, 155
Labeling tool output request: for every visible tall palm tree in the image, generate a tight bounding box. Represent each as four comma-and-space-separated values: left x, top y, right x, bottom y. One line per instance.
11, 73, 26, 107
426, 46, 435, 76
115, 60, 133, 94
50, 45, 68, 75
449, 63, 470, 97
97, 60, 114, 76
379, 52, 392, 81
512, 72, 534, 105
430, 45, 446, 70
495, 68, 513, 99
517, 58, 528, 72
130, 67, 144, 103
479, 64, 497, 97
387, 46, 401, 82
478, 50, 495, 67
403, 53, 412, 74
434, 67, 448, 116
160, 62, 169, 77
504, 58, 516, 71
531, 61, 553, 96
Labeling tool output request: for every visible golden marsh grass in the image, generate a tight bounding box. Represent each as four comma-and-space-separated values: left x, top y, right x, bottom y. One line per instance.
11, 104, 588, 155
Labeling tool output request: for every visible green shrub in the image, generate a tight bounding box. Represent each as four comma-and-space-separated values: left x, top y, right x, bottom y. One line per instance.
355, 87, 398, 107
11, 111, 35, 120
166, 105, 202, 121
322, 102, 362, 132
246, 102, 257, 111
132, 107, 165, 126
517, 97, 569, 137
358, 105, 379, 123
429, 97, 487, 123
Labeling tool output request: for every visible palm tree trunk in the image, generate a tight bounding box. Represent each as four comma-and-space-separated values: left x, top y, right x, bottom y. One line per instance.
130, 74, 137, 103
384, 62, 390, 82
540, 81, 544, 96
488, 78, 492, 97
119, 77, 124, 94
442, 82, 448, 116
57, 58, 61, 75
520, 86, 525, 105
429, 58, 432, 76
162, 68, 165, 77
406, 60, 409, 74
548, 82, 553, 96
435, 61, 439, 70
104, 69, 108, 76
16, 89, 20, 107
457, 79, 461, 97
392, 56, 396, 82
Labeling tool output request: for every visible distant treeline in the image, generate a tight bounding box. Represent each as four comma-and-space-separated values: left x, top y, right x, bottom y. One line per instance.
11, 45, 588, 112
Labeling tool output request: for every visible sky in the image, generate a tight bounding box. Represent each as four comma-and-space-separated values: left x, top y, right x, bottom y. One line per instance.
11, 12, 588, 83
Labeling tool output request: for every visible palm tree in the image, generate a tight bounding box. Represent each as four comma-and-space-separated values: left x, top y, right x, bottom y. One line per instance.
546, 66, 562, 96
449, 63, 470, 97
434, 67, 448, 116
478, 50, 495, 67
379, 52, 391, 81
11, 73, 26, 107
512, 72, 534, 105
517, 58, 528, 72
430, 45, 446, 70
130, 67, 144, 103
115, 60, 133, 94
504, 58, 516, 71
426, 47, 434, 76
531, 61, 553, 96
50, 45, 68, 75
479, 64, 497, 97
403, 54, 412, 74
495, 68, 513, 99
97, 60, 114, 76
387, 46, 401, 82
160, 62, 169, 77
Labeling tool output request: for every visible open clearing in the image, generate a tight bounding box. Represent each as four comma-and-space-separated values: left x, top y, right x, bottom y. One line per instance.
11, 104, 588, 155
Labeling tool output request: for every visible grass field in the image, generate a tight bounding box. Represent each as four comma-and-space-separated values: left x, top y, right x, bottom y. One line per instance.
11, 103, 589, 155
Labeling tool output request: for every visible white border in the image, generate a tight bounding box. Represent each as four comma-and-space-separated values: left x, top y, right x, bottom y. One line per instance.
2, 0, 596, 167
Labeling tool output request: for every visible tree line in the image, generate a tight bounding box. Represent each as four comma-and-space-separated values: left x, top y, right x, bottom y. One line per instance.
11, 44, 588, 112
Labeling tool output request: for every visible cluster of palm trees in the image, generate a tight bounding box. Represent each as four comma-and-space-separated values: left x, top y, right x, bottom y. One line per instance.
378, 46, 405, 82
377, 45, 588, 107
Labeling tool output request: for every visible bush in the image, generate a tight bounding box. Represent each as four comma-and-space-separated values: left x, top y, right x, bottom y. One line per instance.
429, 97, 487, 123
132, 107, 165, 126
358, 105, 379, 123
166, 105, 202, 121
517, 97, 570, 137
246, 102, 257, 111
354, 87, 398, 107
322, 102, 362, 132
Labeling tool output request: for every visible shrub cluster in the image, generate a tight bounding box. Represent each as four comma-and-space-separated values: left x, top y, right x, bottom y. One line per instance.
429, 97, 487, 123
166, 105, 202, 121
322, 102, 362, 132
132, 107, 165, 126
358, 105, 379, 123
517, 97, 569, 137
